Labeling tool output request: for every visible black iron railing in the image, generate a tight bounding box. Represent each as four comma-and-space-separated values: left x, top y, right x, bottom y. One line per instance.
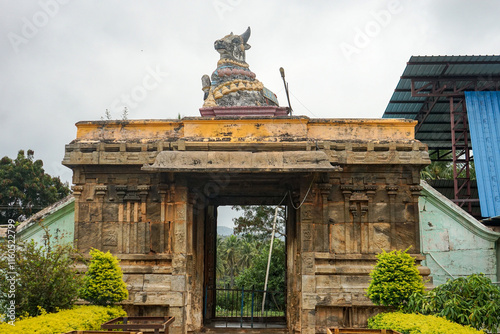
204, 285, 285, 328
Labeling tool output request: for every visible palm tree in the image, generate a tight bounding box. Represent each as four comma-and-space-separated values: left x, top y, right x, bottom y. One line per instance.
215, 235, 226, 282
237, 236, 258, 271
421, 150, 476, 181
219, 235, 240, 287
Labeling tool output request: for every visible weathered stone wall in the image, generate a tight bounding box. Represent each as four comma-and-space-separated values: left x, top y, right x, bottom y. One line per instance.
287, 165, 429, 334
63, 116, 430, 334
70, 166, 192, 332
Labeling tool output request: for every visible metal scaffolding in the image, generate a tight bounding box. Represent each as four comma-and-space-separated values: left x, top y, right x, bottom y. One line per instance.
383, 55, 500, 218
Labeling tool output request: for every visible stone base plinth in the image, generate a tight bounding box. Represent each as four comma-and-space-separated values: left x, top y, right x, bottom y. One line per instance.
199, 106, 289, 117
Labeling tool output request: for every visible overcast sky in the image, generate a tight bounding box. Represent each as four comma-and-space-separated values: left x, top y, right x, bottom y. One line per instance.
1, 0, 499, 196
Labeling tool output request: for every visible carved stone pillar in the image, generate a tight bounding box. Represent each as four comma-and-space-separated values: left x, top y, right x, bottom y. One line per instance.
365, 185, 377, 253
386, 185, 399, 249
318, 182, 332, 252
93, 185, 107, 250
349, 191, 369, 254
158, 185, 168, 223
341, 184, 353, 253
171, 180, 188, 334
116, 185, 127, 222
138, 185, 150, 222
71, 185, 83, 222
95, 185, 107, 222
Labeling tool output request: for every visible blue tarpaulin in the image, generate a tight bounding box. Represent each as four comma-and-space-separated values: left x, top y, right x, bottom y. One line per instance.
464, 91, 500, 218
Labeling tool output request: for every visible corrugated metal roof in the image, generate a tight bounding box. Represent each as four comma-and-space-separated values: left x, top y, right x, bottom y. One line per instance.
383, 55, 500, 149
465, 91, 500, 218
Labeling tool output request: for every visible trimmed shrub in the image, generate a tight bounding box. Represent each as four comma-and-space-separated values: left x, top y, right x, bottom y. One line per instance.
403, 273, 500, 333
0, 305, 125, 333
0, 236, 82, 318
367, 249, 425, 308
80, 249, 129, 305
368, 312, 483, 334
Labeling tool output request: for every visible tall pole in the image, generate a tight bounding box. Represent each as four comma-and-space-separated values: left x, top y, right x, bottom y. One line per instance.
262, 206, 279, 314
280, 67, 293, 115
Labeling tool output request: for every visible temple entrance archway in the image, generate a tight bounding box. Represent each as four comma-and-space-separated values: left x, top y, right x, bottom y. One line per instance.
186, 172, 305, 330
203, 203, 290, 329
64, 116, 429, 334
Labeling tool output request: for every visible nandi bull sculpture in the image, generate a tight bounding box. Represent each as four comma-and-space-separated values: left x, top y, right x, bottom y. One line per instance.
201, 27, 284, 114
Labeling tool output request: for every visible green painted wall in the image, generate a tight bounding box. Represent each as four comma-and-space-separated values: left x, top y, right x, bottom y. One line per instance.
419, 181, 500, 286
17, 197, 75, 246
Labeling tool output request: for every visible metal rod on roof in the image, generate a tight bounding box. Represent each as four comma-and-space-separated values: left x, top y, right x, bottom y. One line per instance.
280, 67, 293, 115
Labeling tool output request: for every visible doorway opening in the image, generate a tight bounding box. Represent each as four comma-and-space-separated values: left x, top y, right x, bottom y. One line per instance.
204, 204, 287, 328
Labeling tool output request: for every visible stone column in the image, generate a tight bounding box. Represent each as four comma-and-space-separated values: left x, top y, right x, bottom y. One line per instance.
341, 184, 353, 253
386, 185, 399, 250
95, 185, 107, 250
138, 185, 150, 222
316, 182, 332, 252
170, 179, 189, 334
364, 185, 377, 253
296, 177, 317, 334
186, 192, 201, 332
116, 185, 127, 223
95, 185, 107, 222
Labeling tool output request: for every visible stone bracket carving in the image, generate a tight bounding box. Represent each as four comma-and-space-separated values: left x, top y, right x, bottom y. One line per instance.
348, 192, 369, 218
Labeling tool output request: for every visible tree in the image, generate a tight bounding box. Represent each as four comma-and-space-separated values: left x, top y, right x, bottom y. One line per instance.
237, 234, 258, 271
367, 249, 425, 308
218, 235, 240, 287
80, 249, 129, 306
215, 235, 226, 281
232, 206, 285, 241
215, 206, 287, 314
0, 233, 82, 318
403, 273, 500, 333
0, 149, 70, 224
421, 150, 476, 181
421, 159, 453, 180
235, 238, 286, 311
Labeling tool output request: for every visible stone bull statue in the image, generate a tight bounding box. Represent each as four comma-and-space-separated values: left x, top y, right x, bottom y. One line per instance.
201, 27, 279, 108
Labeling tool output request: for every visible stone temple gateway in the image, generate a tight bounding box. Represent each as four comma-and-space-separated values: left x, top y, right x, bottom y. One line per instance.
62, 28, 431, 334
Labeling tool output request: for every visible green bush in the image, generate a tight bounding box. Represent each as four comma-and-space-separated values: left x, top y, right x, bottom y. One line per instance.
0, 236, 82, 318
368, 312, 483, 334
367, 249, 424, 308
0, 305, 125, 333
80, 249, 129, 306
403, 273, 500, 333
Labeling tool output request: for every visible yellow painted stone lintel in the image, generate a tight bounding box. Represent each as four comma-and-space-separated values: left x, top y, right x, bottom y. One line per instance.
74, 117, 417, 142
75, 120, 184, 142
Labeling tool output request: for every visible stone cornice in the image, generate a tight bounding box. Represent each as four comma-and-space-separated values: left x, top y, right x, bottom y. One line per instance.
63, 140, 430, 167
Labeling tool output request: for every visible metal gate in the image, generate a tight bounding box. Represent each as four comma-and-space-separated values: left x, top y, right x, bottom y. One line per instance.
204, 285, 286, 328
